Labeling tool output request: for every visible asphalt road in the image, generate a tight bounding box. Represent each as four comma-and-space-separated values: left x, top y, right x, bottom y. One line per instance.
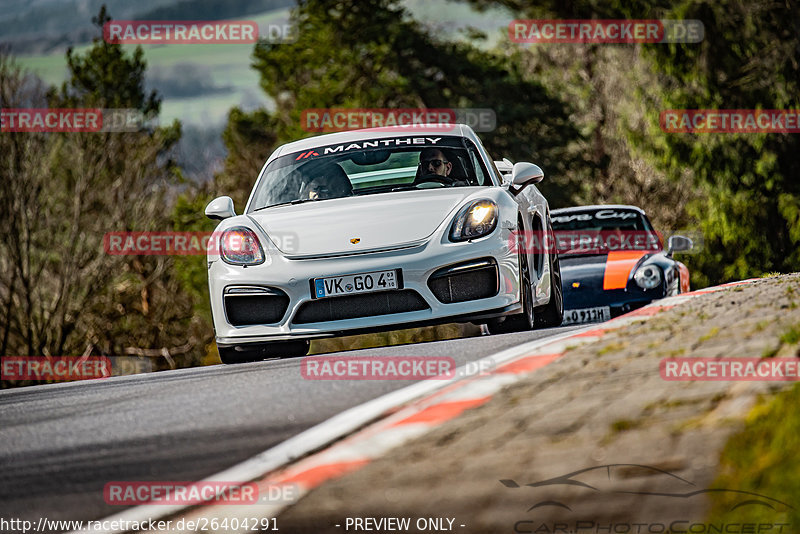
0, 326, 579, 529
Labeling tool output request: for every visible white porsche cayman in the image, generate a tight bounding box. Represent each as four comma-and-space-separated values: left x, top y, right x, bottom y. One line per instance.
205, 124, 562, 363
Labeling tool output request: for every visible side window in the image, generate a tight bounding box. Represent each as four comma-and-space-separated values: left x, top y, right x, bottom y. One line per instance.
466, 137, 502, 185
468, 149, 487, 186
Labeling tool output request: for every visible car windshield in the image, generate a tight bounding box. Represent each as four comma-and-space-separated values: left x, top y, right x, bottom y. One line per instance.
551, 208, 660, 255
247, 136, 492, 212
551, 208, 653, 231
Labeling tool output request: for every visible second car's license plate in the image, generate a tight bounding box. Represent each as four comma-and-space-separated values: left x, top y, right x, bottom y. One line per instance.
313, 269, 398, 299
562, 306, 611, 325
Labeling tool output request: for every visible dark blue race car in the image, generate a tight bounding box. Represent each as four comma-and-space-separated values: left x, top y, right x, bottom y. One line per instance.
551, 205, 692, 325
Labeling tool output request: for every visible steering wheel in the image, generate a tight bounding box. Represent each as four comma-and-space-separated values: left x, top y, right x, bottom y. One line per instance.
414, 173, 456, 187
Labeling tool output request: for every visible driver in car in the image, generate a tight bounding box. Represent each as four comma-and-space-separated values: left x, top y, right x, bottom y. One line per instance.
418, 148, 453, 178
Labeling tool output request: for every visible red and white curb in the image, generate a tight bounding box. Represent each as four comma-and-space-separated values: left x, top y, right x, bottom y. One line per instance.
74, 278, 760, 534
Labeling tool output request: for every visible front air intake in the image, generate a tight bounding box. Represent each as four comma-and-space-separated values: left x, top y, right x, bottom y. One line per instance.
293, 290, 429, 324
224, 286, 290, 326
428, 258, 499, 304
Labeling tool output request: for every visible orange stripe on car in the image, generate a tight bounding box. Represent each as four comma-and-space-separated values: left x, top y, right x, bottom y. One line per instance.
603, 251, 647, 290
678, 261, 691, 293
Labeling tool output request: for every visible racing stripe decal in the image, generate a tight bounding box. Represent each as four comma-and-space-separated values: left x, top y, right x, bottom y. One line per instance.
678, 261, 691, 293
603, 251, 647, 290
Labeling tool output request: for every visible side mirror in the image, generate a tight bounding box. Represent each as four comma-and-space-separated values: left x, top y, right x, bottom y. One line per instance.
667, 235, 693, 255
510, 162, 544, 194
495, 158, 514, 185
205, 196, 236, 220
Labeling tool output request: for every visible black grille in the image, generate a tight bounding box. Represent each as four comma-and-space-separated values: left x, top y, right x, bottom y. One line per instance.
293, 290, 429, 324
225, 290, 290, 326
428, 258, 499, 304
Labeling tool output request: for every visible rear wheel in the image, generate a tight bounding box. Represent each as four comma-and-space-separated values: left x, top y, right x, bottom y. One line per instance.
486, 236, 535, 334
218, 340, 310, 364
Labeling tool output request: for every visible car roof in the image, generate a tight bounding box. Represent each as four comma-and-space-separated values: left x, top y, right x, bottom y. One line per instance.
551, 204, 648, 215
272, 123, 473, 158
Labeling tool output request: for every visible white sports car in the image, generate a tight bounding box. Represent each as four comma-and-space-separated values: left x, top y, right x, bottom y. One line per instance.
205, 124, 562, 363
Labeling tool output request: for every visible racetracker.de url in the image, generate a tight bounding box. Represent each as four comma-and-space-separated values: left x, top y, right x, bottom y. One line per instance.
0, 517, 278, 533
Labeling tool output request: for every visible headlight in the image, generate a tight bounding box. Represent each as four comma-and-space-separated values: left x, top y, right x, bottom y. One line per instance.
450, 200, 498, 242
220, 227, 265, 266
634, 264, 662, 289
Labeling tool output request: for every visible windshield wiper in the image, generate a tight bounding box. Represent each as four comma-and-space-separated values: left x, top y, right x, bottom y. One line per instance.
252, 198, 319, 212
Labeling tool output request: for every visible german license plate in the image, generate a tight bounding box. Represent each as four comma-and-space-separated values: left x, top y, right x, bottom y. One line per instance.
562, 306, 611, 325
313, 269, 398, 299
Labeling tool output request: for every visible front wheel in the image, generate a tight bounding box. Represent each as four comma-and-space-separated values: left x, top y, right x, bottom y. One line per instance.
534, 242, 563, 328
218, 340, 310, 364
486, 241, 535, 334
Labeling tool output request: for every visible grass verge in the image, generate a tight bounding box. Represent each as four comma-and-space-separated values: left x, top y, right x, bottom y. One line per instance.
707, 383, 800, 528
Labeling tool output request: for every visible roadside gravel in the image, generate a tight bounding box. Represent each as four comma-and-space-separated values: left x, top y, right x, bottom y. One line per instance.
276, 274, 800, 533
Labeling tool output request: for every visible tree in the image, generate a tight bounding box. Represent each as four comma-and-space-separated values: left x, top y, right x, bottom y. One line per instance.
214, 0, 580, 206
473, 0, 800, 285
0, 8, 209, 371
641, 0, 800, 284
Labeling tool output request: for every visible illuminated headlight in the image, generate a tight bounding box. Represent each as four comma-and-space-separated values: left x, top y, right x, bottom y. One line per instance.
634, 265, 662, 289
450, 200, 498, 242
220, 227, 265, 266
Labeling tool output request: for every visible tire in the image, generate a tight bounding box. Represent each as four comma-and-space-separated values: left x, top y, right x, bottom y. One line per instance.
218, 340, 310, 364
486, 232, 535, 334
534, 226, 563, 328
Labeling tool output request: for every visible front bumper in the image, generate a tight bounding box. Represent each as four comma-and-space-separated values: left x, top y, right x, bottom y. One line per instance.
209, 232, 521, 346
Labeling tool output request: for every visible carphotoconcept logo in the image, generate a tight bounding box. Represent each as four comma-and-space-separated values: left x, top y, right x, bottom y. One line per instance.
300, 108, 497, 133
502, 464, 792, 534
509, 19, 704, 43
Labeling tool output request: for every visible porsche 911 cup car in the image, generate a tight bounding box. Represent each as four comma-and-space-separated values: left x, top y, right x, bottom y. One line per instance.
551, 205, 692, 325
205, 124, 563, 363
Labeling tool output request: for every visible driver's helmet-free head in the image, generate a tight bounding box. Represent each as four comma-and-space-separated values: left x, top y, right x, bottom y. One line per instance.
299, 162, 354, 200
417, 147, 453, 178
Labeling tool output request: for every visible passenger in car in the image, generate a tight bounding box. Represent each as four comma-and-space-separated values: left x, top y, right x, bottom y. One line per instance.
298, 162, 354, 200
